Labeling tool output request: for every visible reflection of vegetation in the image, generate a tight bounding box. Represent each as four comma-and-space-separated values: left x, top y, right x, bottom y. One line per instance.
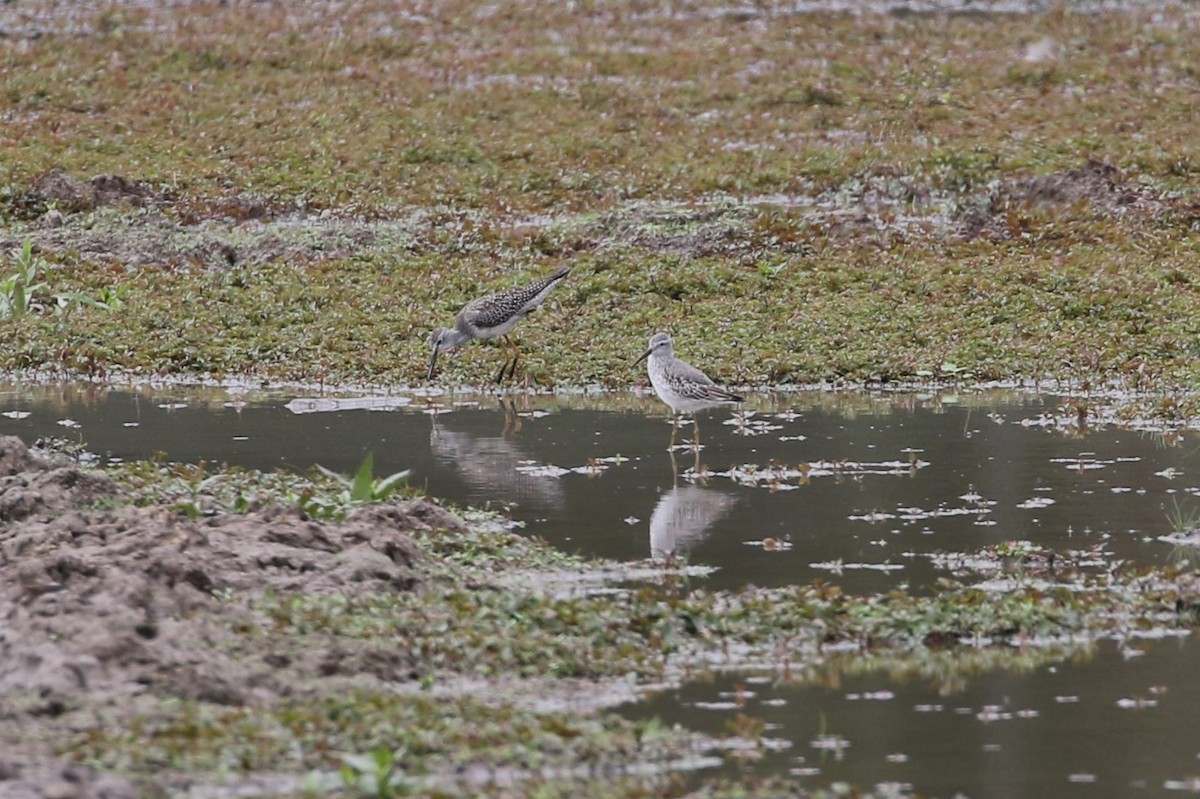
0, 378, 1068, 417
811, 644, 1096, 697
1163, 500, 1200, 572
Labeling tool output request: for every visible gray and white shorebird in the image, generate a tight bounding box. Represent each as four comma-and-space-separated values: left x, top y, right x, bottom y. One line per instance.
633, 331, 744, 448
427, 266, 571, 383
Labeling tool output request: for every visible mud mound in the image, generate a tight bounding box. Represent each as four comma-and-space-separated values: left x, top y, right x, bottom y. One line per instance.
27, 169, 171, 215
955, 159, 1171, 241
0, 204, 399, 270
0, 439, 119, 523
0, 436, 465, 798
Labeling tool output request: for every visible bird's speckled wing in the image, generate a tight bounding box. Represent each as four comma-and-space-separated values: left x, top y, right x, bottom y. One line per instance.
459, 267, 570, 331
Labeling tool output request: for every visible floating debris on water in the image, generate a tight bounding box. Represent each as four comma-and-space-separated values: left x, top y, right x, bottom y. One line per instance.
514, 461, 572, 478
849, 500, 995, 524
810, 560, 904, 573
743, 537, 793, 552
285, 396, 412, 414
723, 412, 784, 436
515, 455, 627, 478
687, 457, 929, 489
810, 735, 850, 753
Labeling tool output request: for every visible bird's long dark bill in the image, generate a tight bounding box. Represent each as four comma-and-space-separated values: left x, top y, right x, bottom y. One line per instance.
426, 350, 440, 381
632, 348, 653, 367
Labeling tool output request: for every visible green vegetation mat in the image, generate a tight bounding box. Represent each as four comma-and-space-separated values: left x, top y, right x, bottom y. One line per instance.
0, 2, 1197, 397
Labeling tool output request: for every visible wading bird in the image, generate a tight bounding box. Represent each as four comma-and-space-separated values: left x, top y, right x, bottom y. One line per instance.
427, 266, 571, 383
633, 331, 743, 448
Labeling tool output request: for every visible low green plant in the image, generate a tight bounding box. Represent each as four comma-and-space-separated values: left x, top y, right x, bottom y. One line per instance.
1, 240, 119, 318
1166, 498, 1200, 535
0, 241, 48, 318
301, 452, 411, 519
338, 746, 409, 798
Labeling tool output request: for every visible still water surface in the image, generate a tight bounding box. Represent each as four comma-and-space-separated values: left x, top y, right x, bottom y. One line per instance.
2, 382, 1198, 797
3, 383, 1191, 593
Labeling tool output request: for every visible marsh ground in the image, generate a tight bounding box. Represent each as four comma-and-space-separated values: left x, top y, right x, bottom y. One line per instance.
0, 1, 1198, 397
3, 1, 1200, 797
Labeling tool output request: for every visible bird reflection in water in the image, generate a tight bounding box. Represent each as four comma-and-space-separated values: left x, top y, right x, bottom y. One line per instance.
429, 398, 564, 513
648, 480, 737, 561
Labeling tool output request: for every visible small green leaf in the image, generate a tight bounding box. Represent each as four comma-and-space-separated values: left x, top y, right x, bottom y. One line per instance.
315, 462, 350, 487
374, 469, 411, 498
350, 452, 376, 503
371, 744, 393, 772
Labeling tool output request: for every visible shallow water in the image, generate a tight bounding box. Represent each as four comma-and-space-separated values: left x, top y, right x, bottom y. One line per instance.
3, 381, 1198, 796
626, 637, 1200, 799
3, 383, 1193, 594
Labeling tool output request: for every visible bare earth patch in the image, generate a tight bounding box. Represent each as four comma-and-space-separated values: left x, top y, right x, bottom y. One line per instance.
0, 436, 456, 797
953, 159, 1182, 241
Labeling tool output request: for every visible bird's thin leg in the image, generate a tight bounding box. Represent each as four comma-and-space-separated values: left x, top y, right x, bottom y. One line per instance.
669, 448, 680, 484
506, 339, 520, 382
692, 417, 702, 451
495, 336, 512, 385
691, 446, 701, 476
669, 415, 679, 449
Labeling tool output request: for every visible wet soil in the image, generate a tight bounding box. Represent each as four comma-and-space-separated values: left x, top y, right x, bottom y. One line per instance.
5, 159, 1190, 275
952, 158, 1184, 241
3, 169, 382, 271
0, 435, 460, 798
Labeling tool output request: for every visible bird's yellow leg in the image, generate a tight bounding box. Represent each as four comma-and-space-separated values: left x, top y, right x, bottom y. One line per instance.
495, 336, 512, 384
506, 338, 521, 382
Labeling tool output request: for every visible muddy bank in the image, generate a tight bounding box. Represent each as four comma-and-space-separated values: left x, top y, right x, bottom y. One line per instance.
0, 435, 459, 797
